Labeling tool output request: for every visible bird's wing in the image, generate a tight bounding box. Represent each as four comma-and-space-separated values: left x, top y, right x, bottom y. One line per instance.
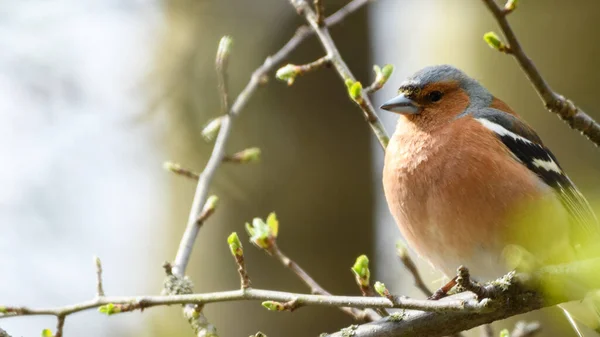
471, 108, 599, 254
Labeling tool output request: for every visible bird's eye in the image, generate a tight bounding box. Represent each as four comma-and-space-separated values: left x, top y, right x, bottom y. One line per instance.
427, 91, 443, 102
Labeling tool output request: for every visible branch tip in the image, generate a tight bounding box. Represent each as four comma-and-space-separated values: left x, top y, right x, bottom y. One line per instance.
228, 232, 251, 289
483, 31, 511, 53
223, 147, 262, 163
93, 255, 105, 297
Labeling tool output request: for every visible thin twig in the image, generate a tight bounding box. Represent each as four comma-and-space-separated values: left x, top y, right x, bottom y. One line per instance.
163, 162, 200, 180
314, 0, 325, 26
396, 243, 432, 298
269, 242, 380, 322
55, 315, 65, 337
288, 0, 390, 149
481, 0, 600, 146
172, 0, 375, 275
429, 277, 458, 301
0, 287, 492, 319
94, 256, 105, 298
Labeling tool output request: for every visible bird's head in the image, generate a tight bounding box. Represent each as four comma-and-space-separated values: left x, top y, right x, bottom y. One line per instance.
380, 65, 492, 125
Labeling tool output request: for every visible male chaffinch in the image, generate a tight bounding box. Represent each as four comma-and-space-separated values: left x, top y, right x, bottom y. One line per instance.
380, 65, 600, 333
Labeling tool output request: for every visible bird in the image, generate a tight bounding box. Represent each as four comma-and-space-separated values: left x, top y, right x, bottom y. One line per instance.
380, 64, 600, 334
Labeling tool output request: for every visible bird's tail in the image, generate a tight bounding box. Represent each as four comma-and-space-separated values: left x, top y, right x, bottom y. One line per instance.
560, 298, 600, 336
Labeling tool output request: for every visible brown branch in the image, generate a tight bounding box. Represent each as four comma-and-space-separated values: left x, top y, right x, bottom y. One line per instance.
287, 0, 390, 149
313, 0, 325, 26
396, 243, 433, 298
1, 257, 598, 336
269, 242, 381, 322
481, 0, 600, 147
55, 315, 65, 337
327, 257, 600, 337
456, 266, 494, 300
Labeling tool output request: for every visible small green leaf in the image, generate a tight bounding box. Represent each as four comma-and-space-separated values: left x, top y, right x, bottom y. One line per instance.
374, 281, 387, 296
0, 306, 7, 314
262, 301, 285, 311
41, 329, 53, 337
201, 117, 223, 142
344, 79, 354, 90
98, 303, 120, 315
162, 161, 179, 173
276, 64, 299, 85
373, 65, 382, 77
483, 32, 505, 51
351, 255, 370, 286
505, 0, 518, 11
228, 232, 243, 257
396, 241, 408, 258
203, 195, 220, 214
237, 147, 261, 163
499, 329, 510, 337
266, 212, 279, 238
245, 222, 255, 237
349, 82, 363, 101
381, 64, 394, 80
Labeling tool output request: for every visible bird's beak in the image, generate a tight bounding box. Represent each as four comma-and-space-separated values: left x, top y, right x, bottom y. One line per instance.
380, 93, 420, 115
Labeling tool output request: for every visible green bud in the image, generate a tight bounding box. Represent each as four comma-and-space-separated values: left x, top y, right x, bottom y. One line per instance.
374, 281, 387, 297
373, 65, 382, 77
499, 329, 510, 337
396, 241, 408, 258
262, 301, 285, 311
245, 222, 255, 237
344, 79, 354, 90
162, 161, 180, 173
349, 82, 363, 101
41, 329, 53, 337
276, 64, 299, 85
483, 32, 506, 51
98, 303, 120, 315
236, 147, 261, 163
202, 195, 219, 215
245, 213, 279, 250
351, 255, 370, 286
201, 117, 223, 142
266, 212, 279, 238
228, 232, 243, 257
505, 0, 518, 11
216, 36, 233, 64
0, 306, 7, 314
381, 64, 394, 80
94, 255, 102, 269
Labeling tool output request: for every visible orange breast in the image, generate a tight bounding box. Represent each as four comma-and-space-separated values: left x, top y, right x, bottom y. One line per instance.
382, 117, 571, 279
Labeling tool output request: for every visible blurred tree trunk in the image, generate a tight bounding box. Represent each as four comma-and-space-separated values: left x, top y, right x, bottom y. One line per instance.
370, 1, 600, 336
150, 0, 376, 336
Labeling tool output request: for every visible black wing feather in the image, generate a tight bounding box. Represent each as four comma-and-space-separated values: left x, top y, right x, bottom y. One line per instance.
472, 108, 599, 252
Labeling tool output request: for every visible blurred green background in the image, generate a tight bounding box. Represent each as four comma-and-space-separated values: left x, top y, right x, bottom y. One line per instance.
0, 0, 599, 336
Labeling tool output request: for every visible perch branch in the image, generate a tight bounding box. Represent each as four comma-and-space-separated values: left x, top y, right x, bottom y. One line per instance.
326, 257, 600, 337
